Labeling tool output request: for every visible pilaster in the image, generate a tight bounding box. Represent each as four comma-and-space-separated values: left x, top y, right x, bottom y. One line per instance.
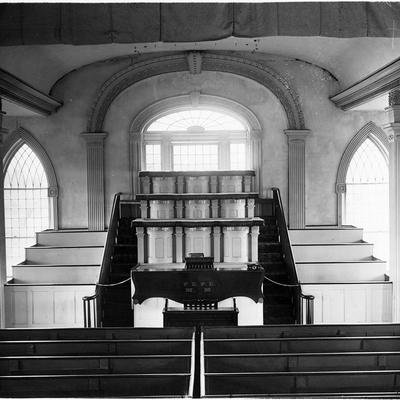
213, 226, 221, 263
250, 226, 260, 262
175, 227, 183, 263
136, 227, 145, 264
0, 101, 8, 327
383, 88, 400, 321
284, 129, 311, 229
81, 132, 107, 231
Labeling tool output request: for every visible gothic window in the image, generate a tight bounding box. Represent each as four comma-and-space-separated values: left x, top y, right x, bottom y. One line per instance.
143, 108, 249, 171
345, 138, 389, 260
4, 144, 51, 276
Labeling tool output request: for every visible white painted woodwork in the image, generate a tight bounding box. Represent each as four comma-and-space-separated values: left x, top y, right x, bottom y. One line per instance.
12, 265, 100, 284
152, 176, 176, 193
301, 282, 393, 323
186, 176, 209, 193
296, 261, 387, 282
223, 227, 248, 262
147, 227, 173, 263
292, 243, 374, 262
213, 227, 222, 263
175, 227, 183, 263
185, 200, 210, 218
136, 227, 145, 264
185, 227, 211, 257
149, 200, 174, 219
289, 227, 364, 244
4, 284, 95, 328
36, 230, 107, 246
25, 246, 104, 264
250, 225, 260, 262
221, 199, 245, 218
219, 176, 242, 192
285, 130, 311, 229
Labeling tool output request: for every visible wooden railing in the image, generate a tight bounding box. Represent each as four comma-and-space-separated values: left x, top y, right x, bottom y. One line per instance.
271, 188, 314, 324
83, 193, 122, 327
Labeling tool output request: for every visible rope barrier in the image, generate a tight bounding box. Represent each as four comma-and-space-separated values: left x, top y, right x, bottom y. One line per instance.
95, 277, 131, 287
263, 275, 300, 288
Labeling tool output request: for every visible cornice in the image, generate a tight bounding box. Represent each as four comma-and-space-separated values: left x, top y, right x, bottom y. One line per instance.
0, 69, 62, 116
330, 58, 400, 111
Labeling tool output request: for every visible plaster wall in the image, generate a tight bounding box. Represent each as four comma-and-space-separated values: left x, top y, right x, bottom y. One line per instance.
2, 52, 388, 228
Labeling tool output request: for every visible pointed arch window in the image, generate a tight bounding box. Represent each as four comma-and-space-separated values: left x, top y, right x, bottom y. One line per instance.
143, 108, 249, 171
4, 144, 51, 276
344, 138, 389, 260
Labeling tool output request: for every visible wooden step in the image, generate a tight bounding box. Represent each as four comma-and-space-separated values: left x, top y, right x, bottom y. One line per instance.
289, 227, 364, 244
292, 243, 374, 262
12, 264, 100, 284
296, 260, 387, 282
25, 246, 103, 265
36, 230, 107, 247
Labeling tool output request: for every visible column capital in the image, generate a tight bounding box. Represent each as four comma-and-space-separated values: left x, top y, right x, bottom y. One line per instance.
284, 129, 311, 142
383, 122, 400, 143
81, 132, 108, 143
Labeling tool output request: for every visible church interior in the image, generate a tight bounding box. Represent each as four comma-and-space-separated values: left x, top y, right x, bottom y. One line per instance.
1, 2, 400, 397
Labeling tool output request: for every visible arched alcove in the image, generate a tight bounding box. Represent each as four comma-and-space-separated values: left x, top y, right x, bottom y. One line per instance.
336, 121, 388, 226
128, 93, 263, 195
87, 52, 305, 133
3, 127, 59, 230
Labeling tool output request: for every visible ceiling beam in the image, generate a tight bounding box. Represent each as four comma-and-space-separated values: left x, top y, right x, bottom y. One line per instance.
0, 68, 62, 116
331, 58, 400, 111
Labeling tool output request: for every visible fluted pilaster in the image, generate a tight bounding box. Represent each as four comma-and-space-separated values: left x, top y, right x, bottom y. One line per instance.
285, 129, 311, 229
383, 88, 400, 321
81, 132, 107, 231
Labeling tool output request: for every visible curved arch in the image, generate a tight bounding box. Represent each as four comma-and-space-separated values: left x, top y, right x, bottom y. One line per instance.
128, 94, 264, 194
88, 52, 305, 132
336, 121, 389, 225
3, 127, 59, 229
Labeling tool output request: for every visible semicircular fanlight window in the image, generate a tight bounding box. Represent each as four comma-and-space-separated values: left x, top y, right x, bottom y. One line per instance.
147, 109, 246, 132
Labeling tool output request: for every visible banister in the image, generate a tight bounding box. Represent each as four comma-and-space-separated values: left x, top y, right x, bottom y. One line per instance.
271, 187, 314, 324
83, 192, 122, 327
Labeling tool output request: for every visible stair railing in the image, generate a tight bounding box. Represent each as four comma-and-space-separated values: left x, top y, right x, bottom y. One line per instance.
271, 187, 314, 324
83, 192, 122, 327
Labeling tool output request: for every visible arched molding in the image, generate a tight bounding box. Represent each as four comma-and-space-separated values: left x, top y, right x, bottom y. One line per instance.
128, 94, 264, 195
3, 127, 59, 229
336, 121, 389, 225
88, 52, 305, 133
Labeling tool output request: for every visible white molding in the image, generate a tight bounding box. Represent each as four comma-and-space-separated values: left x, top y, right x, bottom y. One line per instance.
0, 68, 62, 116
330, 58, 400, 111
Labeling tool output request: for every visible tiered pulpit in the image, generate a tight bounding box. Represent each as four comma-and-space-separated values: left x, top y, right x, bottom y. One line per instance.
131, 170, 264, 327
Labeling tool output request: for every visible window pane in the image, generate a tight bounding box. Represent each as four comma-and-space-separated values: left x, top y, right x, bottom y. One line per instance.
145, 144, 161, 171
230, 143, 246, 170
148, 109, 246, 132
345, 138, 389, 261
4, 144, 50, 277
173, 144, 219, 171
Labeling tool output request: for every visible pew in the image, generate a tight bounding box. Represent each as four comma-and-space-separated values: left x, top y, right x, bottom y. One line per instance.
0, 327, 195, 397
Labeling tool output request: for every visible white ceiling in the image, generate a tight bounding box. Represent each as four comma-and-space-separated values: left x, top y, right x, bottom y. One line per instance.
1, 35, 399, 115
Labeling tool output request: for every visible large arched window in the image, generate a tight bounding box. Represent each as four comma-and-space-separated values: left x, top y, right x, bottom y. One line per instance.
4, 144, 51, 276
143, 108, 250, 171
344, 137, 389, 260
